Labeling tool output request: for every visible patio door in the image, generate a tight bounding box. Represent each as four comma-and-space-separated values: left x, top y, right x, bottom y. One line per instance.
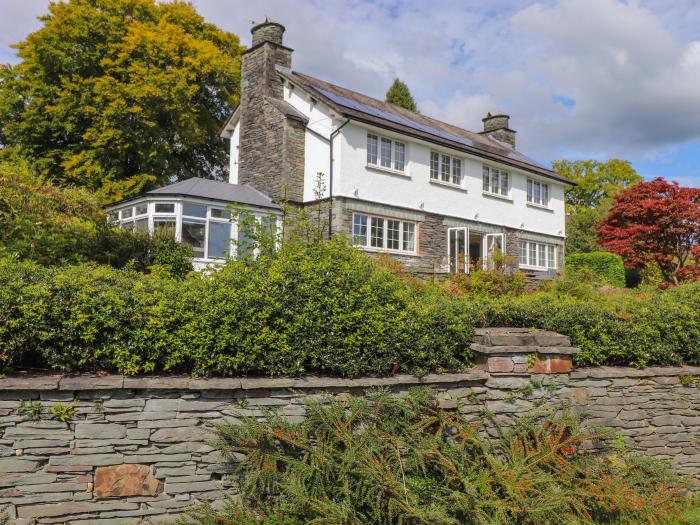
483, 233, 505, 270
447, 227, 468, 273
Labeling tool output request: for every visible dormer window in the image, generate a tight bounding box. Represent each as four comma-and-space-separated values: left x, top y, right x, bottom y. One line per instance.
367, 133, 406, 172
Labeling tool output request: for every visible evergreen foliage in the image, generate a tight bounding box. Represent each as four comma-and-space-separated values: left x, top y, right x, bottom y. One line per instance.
566, 252, 626, 287
385, 78, 418, 112
0, 0, 243, 202
181, 389, 687, 525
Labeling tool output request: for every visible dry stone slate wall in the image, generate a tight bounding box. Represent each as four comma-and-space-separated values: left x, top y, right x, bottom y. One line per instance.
0, 350, 698, 523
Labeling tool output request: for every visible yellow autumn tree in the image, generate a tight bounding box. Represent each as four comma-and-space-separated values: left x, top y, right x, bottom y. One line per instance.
0, 0, 243, 202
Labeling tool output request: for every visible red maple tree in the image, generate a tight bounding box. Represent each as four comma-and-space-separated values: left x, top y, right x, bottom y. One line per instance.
597, 178, 700, 285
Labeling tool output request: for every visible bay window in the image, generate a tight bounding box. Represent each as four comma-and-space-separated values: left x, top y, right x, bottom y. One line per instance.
353, 213, 417, 254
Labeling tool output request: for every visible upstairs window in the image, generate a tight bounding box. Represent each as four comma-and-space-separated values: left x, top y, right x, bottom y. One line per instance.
527, 179, 550, 207
430, 152, 462, 185
482, 166, 509, 197
353, 213, 416, 254
367, 133, 406, 172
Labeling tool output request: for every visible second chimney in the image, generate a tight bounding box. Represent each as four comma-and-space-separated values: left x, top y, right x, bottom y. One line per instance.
480, 113, 516, 149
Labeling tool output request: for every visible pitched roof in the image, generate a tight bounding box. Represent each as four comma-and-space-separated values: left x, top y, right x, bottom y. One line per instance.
280, 69, 572, 185
145, 177, 280, 209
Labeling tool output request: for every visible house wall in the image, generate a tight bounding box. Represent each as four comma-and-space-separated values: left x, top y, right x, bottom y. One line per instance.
336, 122, 566, 239
0, 364, 698, 522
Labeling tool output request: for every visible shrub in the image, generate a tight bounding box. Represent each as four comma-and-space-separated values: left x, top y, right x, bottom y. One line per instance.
566, 251, 626, 287
0, 238, 474, 376
180, 389, 687, 525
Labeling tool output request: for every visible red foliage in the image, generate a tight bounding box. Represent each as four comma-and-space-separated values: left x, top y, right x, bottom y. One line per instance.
597, 178, 700, 284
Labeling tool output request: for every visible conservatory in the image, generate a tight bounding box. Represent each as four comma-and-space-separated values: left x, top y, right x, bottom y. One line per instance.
106, 177, 281, 269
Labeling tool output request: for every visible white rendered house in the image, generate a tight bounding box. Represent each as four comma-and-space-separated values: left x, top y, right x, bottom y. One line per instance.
221, 21, 573, 276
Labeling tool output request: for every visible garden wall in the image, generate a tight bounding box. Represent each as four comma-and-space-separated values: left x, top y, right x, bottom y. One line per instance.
0, 364, 699, 523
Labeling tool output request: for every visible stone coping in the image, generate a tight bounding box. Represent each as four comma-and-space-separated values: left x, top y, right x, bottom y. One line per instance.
570, 366, 700, 379
472, 344, 581, 355
0, 371, 488, 391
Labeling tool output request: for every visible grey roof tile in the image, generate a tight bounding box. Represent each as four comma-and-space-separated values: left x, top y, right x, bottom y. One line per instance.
146, 178, 280, 209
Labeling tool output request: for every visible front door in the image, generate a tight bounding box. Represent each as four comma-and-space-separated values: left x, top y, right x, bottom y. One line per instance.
483, 233, 505, 271
448, 227, 468, 273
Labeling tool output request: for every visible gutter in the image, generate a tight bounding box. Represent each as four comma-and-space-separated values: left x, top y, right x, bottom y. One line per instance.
328, 118, 351, 239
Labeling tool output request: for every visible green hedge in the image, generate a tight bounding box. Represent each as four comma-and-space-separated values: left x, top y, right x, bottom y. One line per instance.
0, 239, 474, 377
566, 251, 626, 287
473, 284, 700, 367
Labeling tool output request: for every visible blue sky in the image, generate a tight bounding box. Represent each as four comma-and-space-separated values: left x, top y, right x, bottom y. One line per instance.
2, 0, 699, 186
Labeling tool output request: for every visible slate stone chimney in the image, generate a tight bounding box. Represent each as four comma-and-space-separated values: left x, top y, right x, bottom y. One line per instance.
237, 20, 305, 202
480, 113, 516, 149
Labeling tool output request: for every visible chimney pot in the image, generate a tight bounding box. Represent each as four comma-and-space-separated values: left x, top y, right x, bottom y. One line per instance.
251, 20, 286, 47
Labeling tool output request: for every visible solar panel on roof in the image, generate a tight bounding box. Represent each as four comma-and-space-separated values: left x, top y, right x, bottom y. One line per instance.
316, 88, 478, 148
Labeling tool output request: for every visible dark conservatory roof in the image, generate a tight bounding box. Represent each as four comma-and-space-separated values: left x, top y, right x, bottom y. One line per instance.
120, 177, 280, 210
278, 68, 572, 186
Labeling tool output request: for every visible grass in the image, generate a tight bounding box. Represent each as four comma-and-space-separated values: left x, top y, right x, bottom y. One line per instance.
675, 503, 700, 525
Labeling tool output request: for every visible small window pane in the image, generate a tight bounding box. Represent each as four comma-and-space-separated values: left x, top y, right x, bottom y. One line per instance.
520, 241, 527, 266
527, 179, 533, 202
121, 208, 133, 219
182, 219, 205, 257
122, 221, 134, 231
208, 221, 231, 259
491, 169, 500, 194
135, 204, 147, 216
108, 211, 119, 223
380, 138, 392, 168
370, 217, 384, 248
500, 172, 509, 196
430, 152, 439, 180
542, 184, 549, 206
183, 202, 207, 217
134, 218, 148, 231
155, 203, 175, 213
529, 243, 537, 266
534, 181, 542, 204
482, 166, 490, 192
210, 208, 230, 219
353, 214, 368, 246
452, 159, 461, 185
547, 245, 556, 269
153, 217, 176, 237
538, 244, 546, 267
367, 134, 378, 165
393, 142, 405, 171
387, 220, 400, 250
441, 155, 450, 182
402, 223, 415, 252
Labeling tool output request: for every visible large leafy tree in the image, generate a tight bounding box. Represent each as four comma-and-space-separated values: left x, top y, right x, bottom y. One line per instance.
385, 78, 418, 112
0, 0, 242, 202
597, 178, 700, 285
552, 159, 643, 253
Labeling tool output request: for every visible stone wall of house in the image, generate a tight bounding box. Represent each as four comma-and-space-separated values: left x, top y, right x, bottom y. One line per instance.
1, 359, 698, 523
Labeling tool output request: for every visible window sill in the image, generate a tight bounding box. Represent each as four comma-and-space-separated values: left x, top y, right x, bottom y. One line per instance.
356, 246, 419, 257
519, 264, 556, 272
366, 164, 410, 178
482, 191, 513, 202
430, 179, 467, 192
526, 202, 554, 212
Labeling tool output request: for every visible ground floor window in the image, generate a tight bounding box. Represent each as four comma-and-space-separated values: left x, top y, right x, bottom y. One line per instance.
353, 213, 416, 254
519, 240, 556, 270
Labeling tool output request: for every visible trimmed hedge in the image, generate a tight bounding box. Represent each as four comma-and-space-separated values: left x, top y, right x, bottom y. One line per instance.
0, 239, 475, 377
566, 251, 626, 287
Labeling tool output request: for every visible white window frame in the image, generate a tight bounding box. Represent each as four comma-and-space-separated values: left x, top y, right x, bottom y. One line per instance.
483, 233, 505, 271
352, 213, 417, 255
519, 240, 557, 270
447, 227, 469, 273
430, 152, 463, 187
482, 165, 510, 199
366, 132, 407, 174
526, 178, 551, 208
